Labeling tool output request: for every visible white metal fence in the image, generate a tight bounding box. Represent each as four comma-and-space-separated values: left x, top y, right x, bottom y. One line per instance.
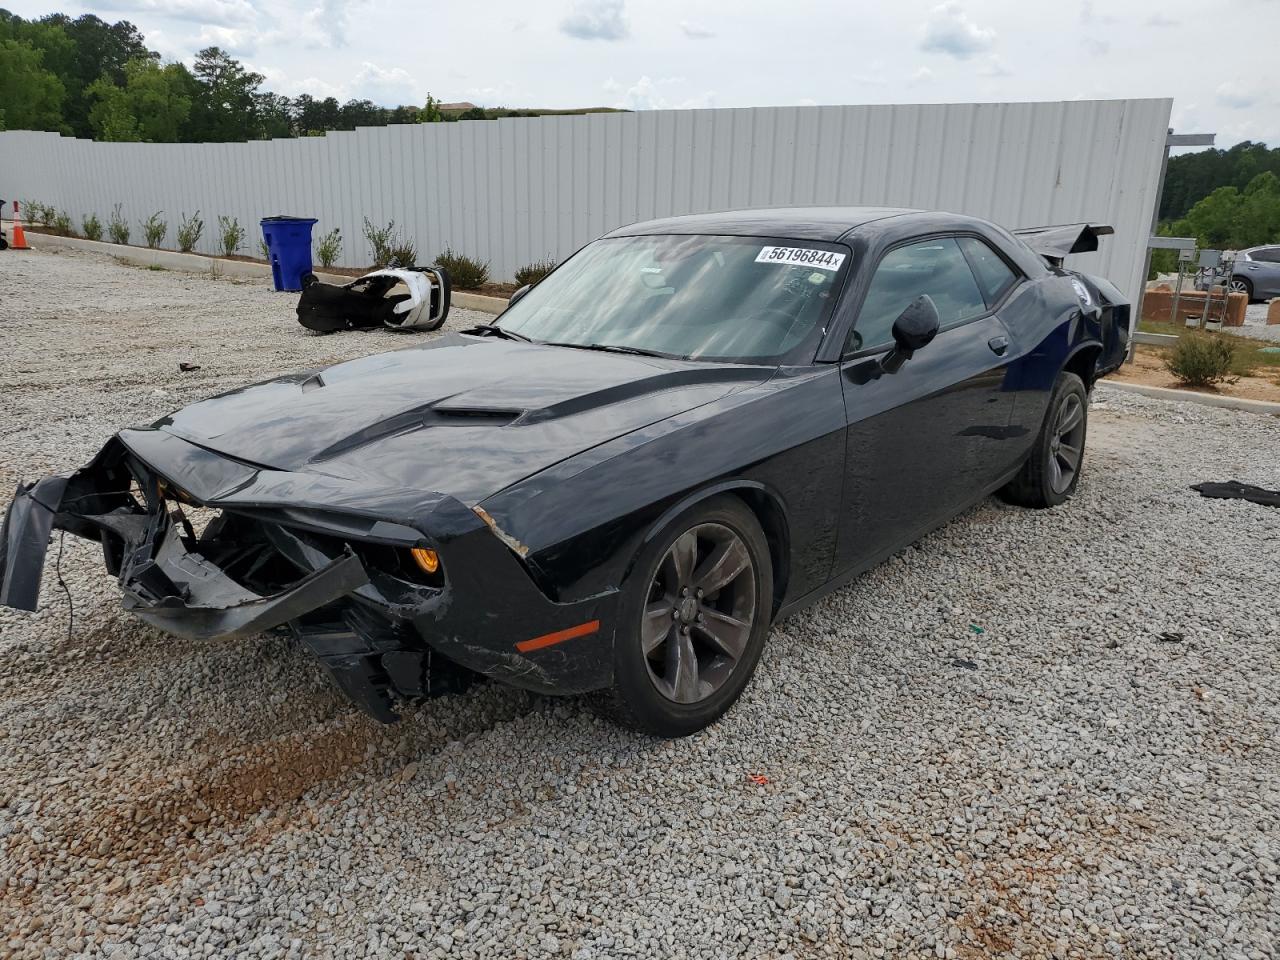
0, 98, 1171, 294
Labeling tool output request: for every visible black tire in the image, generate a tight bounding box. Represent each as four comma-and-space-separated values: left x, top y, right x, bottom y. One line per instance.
599, 495, 773, 737
999, 371, 1089, 508
1228, 276, 1253, 301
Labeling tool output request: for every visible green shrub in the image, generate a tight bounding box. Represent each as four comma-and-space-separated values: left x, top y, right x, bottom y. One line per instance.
363, 217, 396, 267
1164, 334, 1238, 388
28, 201, 55, 228
315, 227, 342, 268
107, 204, 130, 245
52, 210, 73, 236
258, 238, 269, 260
217, 215, 245, 257
82, 213, 102, 242
514, 257, 557, 287
141, 211, 167, 249
176, 211, 203, 253
388, 240, 417, 268
434, 246, 490, 289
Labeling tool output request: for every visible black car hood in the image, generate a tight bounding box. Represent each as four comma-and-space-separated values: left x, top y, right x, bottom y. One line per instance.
156, 334, 769, 505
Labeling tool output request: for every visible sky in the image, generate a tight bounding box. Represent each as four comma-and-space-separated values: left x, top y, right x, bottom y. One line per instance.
9, 0, 1280, 147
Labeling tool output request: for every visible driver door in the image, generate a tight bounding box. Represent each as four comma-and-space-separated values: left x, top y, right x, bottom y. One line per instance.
834, 236, 1019, 575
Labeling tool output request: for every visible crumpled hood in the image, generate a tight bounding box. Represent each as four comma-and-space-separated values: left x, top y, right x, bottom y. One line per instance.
156, 334, 769, 505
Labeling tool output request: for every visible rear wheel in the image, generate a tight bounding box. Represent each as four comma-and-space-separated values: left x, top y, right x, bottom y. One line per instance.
601, 495, 772, 737
999, 371, 1088, 508
1228, 276, 1253, 301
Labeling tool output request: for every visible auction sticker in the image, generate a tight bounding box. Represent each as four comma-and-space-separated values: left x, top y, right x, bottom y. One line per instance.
755, 246, 846, 271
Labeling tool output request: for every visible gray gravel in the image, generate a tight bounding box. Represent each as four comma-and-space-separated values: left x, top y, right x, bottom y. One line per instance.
3, 247, 1279, 959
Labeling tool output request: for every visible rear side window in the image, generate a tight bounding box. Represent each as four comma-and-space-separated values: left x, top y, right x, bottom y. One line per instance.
1250, 247, 1280, 263
848, 237, 987, 351
958, 236, 1019, 305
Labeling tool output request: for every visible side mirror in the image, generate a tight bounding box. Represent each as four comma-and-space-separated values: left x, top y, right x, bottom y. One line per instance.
509, 284, 531, 307
880, 295, 940, 374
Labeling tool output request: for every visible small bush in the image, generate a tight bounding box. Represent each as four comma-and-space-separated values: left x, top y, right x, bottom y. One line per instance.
52, 210, 73, 236
1164, 334, 1238, 388
141, 211, 167, 249
82, 213, 102, 242
27, 201, 55, 228
315, 227, 342, 268
176, 211, 203, 253
107, 204, 130, 245
217, 215, 245, 257
388, 240, 417, 268
434, 246, 490, 289
514, 257, 557, 287
258, 238, 270, 261
363, 217, 396, 268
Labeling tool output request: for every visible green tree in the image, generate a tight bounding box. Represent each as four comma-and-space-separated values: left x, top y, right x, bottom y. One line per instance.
39, 13, 155, 137
187, 46, 263, 141
0, 38, 65, 131
420, 94, 443, 123
87, 58, 192, 142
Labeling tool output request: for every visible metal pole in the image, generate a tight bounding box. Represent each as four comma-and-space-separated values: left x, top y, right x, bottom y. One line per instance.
1131, 129, 1174, 363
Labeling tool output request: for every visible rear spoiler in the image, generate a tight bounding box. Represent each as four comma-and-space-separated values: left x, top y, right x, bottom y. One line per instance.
1012, 223, 1114, 267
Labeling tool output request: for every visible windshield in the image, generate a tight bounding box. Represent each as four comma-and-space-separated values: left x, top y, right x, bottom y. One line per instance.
495, 234, 850, 361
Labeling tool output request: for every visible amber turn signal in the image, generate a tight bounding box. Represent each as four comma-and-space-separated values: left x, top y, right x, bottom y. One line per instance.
410, 547, 440, 575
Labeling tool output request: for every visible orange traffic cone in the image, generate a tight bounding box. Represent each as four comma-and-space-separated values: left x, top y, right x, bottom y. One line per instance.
10, 200, 30, 249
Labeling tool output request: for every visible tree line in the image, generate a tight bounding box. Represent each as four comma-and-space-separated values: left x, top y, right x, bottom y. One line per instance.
1156, 142, 1280, 255
0, 10, 615, 143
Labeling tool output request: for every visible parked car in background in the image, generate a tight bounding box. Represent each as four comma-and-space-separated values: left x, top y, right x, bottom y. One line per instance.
1195, 246, 1280, 301
0, 208, 1129, 737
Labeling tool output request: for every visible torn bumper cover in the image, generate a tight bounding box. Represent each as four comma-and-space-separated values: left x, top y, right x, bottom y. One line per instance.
0, 431, 616, 721
296, 267, 451, 334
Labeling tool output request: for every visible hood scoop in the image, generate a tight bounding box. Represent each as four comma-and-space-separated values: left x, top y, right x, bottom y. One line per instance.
310, 403, 521, 462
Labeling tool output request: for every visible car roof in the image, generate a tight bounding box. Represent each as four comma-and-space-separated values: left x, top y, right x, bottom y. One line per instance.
605, 206, 921, 242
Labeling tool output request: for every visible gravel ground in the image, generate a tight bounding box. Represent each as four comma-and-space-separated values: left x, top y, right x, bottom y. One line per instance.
2, 247, 1279, 960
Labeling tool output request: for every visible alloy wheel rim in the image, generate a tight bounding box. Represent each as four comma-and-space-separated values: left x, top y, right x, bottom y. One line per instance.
1048, 392, 1085, 494
641, 522, 757, 704
1229, 279, 1248, 294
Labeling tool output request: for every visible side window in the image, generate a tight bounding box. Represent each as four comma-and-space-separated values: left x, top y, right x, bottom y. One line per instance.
847, 237, 986, 352
1250, 247, 1280, 264
958, 236, 1019, 305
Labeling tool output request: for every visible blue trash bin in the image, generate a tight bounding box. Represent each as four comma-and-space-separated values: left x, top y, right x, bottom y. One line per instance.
260, 216, 318, 292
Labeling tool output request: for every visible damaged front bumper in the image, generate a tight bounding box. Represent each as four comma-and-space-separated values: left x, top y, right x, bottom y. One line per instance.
0, 430, 617, 721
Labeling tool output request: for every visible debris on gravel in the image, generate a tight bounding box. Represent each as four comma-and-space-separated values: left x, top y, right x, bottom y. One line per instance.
2, 248, 1278, 959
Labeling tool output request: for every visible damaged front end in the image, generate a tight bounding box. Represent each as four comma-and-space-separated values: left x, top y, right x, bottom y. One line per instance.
1, 430, 616, 722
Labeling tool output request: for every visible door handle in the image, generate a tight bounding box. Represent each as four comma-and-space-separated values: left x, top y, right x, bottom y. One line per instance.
987, 335, 1009, 356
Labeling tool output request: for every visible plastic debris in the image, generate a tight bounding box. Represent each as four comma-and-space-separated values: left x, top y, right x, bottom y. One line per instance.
968, 623, 985, 635
747, 774, 770, 786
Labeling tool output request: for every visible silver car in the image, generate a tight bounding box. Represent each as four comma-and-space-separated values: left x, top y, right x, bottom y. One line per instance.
1227, 245, 1280, 301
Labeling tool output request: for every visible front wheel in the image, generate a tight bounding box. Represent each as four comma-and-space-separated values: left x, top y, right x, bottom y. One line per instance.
1228, 276, 1253, 301
999, 371, 1088, 508
600, 495, 773, 737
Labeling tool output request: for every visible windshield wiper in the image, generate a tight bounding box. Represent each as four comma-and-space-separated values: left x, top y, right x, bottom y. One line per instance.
462, 323, 533, 342
546, 341, 675, 359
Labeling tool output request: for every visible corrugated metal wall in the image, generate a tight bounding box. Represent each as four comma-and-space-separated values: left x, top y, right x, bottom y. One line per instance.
0, 99, 1171, 296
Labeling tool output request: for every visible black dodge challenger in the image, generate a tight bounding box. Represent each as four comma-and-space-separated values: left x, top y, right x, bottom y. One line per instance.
1, 208, 1129, 736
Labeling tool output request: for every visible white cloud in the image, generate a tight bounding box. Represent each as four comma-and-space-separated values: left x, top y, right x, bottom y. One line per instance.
195, 24, 262, 55
919, 3, 995, 60
1216, 81, 1260, 110
561, 0, 629, 41
680, 20, 715, 40
301, 0, 360, 49
911, 66, 935, 83
977, 55, 1012, 77
351, 63, 419, 104
606, 76, 715, 110
84, 0, 262, 27
1145, 13, 1178, 27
